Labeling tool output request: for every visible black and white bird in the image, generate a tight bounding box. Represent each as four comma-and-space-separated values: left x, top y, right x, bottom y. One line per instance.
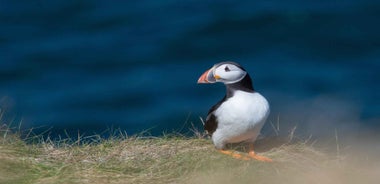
197, 61, 272, 162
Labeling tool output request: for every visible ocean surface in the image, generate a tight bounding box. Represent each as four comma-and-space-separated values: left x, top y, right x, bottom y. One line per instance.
1, 0, 379, 137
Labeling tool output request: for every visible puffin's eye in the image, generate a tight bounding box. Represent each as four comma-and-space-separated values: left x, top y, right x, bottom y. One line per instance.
224, 66, 230, 72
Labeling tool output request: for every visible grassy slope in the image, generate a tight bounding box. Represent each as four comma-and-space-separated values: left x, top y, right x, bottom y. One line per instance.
1, 129, 379, 184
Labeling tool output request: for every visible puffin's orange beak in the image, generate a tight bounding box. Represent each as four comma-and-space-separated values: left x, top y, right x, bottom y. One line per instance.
197, 68, 216, 83
197, 69, 211, 83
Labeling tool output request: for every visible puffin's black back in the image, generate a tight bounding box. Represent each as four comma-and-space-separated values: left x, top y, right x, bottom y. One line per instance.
204, 73, 254, 135
204, 96, 225, 135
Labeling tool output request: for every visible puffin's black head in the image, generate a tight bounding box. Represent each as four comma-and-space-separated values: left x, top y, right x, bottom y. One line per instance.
197, 62, 247, 84
197, 61, 254, 93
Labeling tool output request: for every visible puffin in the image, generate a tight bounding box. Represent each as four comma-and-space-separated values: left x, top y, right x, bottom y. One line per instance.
197, 61, 272, 162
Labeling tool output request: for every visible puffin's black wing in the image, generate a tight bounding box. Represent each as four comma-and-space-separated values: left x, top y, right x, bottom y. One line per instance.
204, 96, 226, 135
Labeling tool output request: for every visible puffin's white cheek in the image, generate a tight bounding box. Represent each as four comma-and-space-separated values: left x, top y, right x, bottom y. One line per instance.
220, 71, 242, 81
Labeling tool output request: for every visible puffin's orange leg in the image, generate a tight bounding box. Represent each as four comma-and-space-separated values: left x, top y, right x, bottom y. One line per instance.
219, 150, 250, 160
248, 144, 273, 162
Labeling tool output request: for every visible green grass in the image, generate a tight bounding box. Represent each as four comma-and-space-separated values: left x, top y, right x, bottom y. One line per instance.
1, 125, 379, 184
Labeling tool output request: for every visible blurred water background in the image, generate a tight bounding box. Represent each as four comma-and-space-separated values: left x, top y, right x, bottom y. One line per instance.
0, 0, 379, 138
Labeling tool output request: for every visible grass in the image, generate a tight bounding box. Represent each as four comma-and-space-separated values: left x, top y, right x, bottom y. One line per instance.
1, 124, 379, 184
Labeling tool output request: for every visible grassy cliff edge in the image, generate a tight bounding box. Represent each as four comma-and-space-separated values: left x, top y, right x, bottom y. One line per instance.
1, 127, 379, 184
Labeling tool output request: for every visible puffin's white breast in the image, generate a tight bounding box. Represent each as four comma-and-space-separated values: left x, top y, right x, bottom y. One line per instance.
212, 91, 270, 148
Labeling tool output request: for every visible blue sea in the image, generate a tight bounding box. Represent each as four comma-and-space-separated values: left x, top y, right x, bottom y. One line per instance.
1, 0, 379, 137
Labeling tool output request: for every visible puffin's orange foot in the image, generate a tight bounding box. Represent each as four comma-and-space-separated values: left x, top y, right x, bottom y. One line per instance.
248, 151, 273, 162
219, 150, 250, 161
